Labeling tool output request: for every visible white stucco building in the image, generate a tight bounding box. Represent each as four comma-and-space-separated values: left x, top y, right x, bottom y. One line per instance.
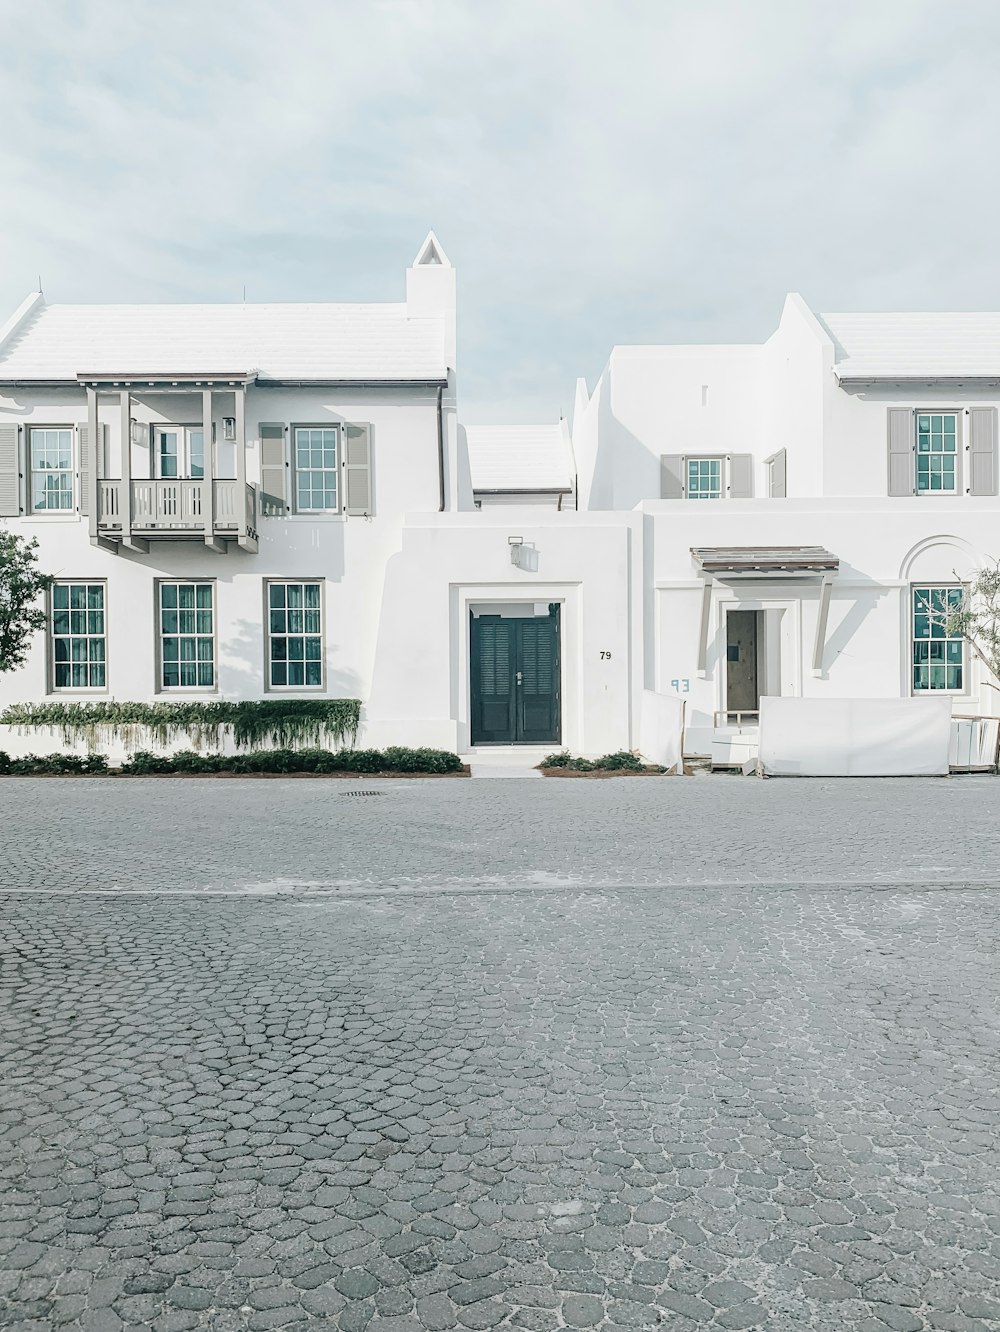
572, 294, 1000, 757
1, 236, 998, 766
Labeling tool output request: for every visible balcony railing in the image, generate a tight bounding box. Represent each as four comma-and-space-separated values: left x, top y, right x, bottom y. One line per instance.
97, 479, 258, 549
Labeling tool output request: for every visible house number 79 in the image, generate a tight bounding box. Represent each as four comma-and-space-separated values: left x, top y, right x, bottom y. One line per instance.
600, 651, 612, 659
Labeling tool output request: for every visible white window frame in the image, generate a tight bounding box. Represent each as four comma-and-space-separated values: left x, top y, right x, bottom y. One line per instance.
292, 423, 340, 513
914, 411, 961, 496
265, 579, 325, 691
156, 580, 217, 692
686, 455, 725, 500
28, 425, 75, 512
50, 581, 108, 692
911, 584, 966, 694
153, 424, 205, 480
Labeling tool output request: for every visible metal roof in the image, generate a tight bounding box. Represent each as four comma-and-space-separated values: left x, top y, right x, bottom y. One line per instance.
819, 311, 1000, 381
0, 297, 449, 383
692, 546, 839, 575
465, 422, 575, 493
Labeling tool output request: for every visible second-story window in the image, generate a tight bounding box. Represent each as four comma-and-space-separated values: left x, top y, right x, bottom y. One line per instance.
155, 426, 205, 479
294, 426, 339, 512
687, 457, 723, 500
916, 414, 958, 493
29, 427, 74, 511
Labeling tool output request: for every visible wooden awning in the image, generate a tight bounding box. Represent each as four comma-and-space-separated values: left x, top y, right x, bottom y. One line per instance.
691, 545, 839, 576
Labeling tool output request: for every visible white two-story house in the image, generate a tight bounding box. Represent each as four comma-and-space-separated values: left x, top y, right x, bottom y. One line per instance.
0, 236, 637, 761
571, 294, 1000, 756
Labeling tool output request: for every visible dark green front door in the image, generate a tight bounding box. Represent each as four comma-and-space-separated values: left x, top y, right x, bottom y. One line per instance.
471, 607, 561, 745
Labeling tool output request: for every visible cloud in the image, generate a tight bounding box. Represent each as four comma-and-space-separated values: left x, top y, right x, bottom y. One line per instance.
3, 0, 1000, 422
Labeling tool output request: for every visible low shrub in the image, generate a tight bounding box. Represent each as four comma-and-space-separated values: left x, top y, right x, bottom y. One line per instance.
119, 747, 464, 775
540, 749, 660, 773
0, 751, 109, 775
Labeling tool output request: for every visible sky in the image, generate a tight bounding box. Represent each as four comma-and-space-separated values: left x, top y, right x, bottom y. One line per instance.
3, 0, 1000, 423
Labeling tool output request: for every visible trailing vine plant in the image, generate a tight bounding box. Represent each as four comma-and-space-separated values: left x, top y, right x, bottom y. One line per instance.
0, 699, 362, 752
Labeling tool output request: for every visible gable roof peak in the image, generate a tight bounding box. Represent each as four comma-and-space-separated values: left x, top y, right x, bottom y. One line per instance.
412, 231, 451, 268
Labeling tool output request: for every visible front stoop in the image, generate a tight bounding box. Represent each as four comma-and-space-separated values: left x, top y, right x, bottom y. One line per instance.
462, 746, 549, 779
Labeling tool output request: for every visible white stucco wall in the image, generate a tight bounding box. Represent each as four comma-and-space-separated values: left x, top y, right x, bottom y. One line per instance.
646, 498, 997, 753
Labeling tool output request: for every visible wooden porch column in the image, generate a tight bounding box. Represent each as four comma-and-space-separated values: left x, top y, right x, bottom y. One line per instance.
86, 387, 99, 542
203, 387, 222, 551
119, 390, 134, 547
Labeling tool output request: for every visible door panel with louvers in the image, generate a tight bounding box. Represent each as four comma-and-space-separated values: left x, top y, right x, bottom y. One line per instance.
516, 613, 560, 743
471, 616, 516, 743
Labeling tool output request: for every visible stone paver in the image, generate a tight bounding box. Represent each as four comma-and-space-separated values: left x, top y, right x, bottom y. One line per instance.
0, 777, 999, 1330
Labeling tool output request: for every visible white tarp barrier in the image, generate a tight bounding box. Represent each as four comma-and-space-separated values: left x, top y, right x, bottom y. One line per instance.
639, 691, 685, 773
758, 697, 953, 777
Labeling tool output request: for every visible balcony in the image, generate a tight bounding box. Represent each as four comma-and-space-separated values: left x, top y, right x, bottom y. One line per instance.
97, 479, 259, 553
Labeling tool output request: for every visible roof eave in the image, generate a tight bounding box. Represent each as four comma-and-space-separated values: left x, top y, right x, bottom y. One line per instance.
836, 371, 1000, 387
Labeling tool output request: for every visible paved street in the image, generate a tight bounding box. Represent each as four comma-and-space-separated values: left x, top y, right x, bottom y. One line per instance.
1, 778, 999, 1332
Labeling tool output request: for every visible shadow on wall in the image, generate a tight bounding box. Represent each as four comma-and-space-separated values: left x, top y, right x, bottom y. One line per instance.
593, 389, 660, 511
822, 578, 890, 674
217, 610, 363, 705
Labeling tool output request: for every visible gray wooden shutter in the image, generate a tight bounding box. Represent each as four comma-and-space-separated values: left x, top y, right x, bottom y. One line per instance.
887, 408, 914, 495
660, 454, 685, 498
967, 407, 998, 496
0, 424, 21, 516
259, 424, 288, 515
77, 423, 106, 516
343, 423, 373, 515
727, 453, 753, 498
768, 449, 787, 498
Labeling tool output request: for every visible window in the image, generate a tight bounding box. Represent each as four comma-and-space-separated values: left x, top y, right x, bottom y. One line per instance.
30, 427, 74, 511
155, 426, 205, 479
294, 426, 339, 511
51, 583, 106, 689
159, 582, 215, 689
267, 582, 323, 687
916, 413, 958, 493
912, 585, 964, 691
687, 457, 723, 500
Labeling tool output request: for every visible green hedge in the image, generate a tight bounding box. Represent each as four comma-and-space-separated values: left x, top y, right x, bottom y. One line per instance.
121, 747, 464, 775
0, 747, 464, 776
541, 750, 663, 773
0, 700, 362, 750
0, 752, 110, 775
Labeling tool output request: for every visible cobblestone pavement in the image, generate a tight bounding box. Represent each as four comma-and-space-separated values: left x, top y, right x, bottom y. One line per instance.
1, 774, 1000, 894
1, 780, 1000, 1331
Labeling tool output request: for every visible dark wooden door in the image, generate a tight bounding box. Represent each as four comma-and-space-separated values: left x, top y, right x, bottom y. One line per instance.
471, 609, 561, 745
726, 609, 759, 712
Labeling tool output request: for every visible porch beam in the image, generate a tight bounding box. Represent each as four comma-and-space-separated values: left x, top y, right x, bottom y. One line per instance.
87, 387, 99, 541
122, 536, 150, 554
811, 574, 834, 677
119, 389, 132, 546
696, 576, 714, 677
204, 536, 227, 554
202, 388, 214, 544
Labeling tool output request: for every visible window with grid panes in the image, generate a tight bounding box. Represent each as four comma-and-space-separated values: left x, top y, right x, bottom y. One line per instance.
52, 583, 106, 688
912, 586, 964, 691
916, 413, 958, 493
30, 427, 75, 511
687, 457, 723, 499
159, 582, 215, 689
268, 582, 323, 687
294, 426, 339, 511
